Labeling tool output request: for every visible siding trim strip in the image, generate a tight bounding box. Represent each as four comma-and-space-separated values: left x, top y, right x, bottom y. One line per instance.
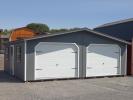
24, 40, 27, 81
125, 45, 127, 75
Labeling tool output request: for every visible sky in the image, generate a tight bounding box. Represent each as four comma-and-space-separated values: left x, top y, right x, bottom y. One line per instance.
0, 0, 133, 29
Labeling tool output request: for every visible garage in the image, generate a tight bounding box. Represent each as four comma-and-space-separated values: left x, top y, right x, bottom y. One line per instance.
4, 28, 130, 81
34, 42, 79, 80
86, 44, 121, 77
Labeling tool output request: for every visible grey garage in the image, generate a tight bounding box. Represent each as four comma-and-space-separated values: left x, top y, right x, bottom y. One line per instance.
4, 28, 131, 81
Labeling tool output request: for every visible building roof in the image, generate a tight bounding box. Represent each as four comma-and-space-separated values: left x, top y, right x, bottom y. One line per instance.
9, 27, 36, 41
25, 28, 131, 45
95, 18, 133, 28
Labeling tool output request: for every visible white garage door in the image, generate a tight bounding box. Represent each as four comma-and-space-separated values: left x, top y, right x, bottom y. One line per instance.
86, 44, 121, 77
35, 42, 78, 80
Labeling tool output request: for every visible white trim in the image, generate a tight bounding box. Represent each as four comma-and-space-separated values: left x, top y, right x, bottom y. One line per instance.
9, 33, 12, 41
34, 42, 79, 80
86, 44, 122, 76
119, 45, 122, 75
125, 45, 127, 75
24, 40, 27, 81
34, 45, 36, 80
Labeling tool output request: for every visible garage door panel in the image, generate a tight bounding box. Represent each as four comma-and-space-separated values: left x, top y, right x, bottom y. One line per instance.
35, 43, 78, 80
86, 44, 120, 77
88, 45, 119, 60
36, 44, 75, 55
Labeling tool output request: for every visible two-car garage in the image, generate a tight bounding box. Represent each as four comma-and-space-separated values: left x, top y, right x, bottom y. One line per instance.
4, 29, 130, 81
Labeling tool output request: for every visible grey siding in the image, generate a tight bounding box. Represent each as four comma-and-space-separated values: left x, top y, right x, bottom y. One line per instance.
14, 41, 25, 80
26, 31, 127, 81
4, 44, 10, 73
4, 41, 25, 81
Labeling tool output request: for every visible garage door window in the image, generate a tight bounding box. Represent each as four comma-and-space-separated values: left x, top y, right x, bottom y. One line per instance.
16, 46, 21, 63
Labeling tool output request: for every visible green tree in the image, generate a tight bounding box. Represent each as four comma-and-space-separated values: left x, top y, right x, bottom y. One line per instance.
50, 28, 68, 33
0, 29, 11, 35
50, 27, 81, 33
26, 23, 50, 34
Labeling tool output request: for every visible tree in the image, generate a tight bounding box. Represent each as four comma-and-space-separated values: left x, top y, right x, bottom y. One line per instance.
26, 23, 49, 34
50, 28, 68, 33
49, 27, 82, 33
0, 29, 11, 35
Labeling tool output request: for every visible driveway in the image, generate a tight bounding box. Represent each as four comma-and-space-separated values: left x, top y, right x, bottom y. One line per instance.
0, 70, 133, 100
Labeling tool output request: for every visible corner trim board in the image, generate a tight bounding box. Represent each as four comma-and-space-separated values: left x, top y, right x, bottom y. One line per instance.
24, 40, 27, 81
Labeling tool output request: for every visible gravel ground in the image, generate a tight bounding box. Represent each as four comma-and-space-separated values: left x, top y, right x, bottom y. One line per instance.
0, 70, 133, 100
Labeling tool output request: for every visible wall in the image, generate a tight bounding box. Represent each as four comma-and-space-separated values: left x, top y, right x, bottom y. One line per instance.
4, 40, 25, 81
26, 31, 127, 81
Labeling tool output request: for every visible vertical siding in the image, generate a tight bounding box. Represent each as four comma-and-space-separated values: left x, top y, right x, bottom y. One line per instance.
14, 41, 25, 80
4, 44, 10, 73
4, 41, 25, 81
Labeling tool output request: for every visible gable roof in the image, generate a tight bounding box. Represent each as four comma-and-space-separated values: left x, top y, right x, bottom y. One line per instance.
95, 18, 133, 28
25, 28, 131, 45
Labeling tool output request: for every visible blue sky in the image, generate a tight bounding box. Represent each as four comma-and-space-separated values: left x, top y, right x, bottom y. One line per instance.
0, 0, 133, 29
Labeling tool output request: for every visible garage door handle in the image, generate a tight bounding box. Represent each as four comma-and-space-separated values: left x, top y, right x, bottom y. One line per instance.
36, 51, 43, 53
72, 51, 77, 53
114, 67, 118, 68
36, 69, 43, 70
87, 67, 92, 69
114, 52, 119, 53
71, 68, 77, 69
